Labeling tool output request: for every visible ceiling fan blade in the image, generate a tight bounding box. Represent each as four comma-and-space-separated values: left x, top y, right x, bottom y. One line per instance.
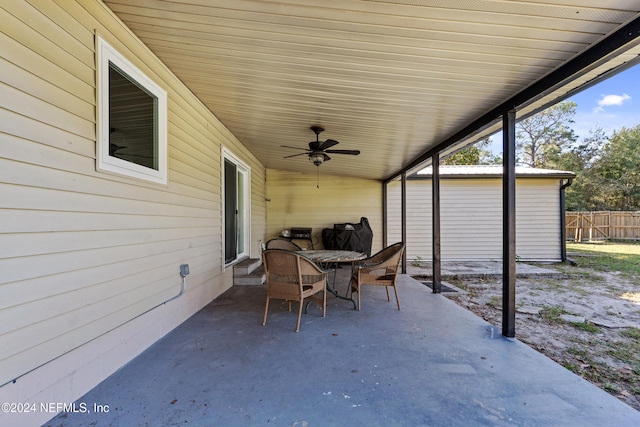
325, 149, 360, 155
280, 145, 310, 151
283, 152, 310, 158
318, 139, 340, 150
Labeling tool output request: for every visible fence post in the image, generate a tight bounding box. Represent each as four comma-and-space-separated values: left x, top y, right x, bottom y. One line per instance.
609, 211, 613, 240
577, 213, 582, 242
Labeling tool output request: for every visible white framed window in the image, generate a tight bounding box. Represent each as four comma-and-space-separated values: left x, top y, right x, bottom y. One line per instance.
96, 36, 168, 184
223, 148, 251, 266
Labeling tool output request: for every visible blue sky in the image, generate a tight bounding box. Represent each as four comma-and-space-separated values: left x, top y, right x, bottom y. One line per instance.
487, 65, 640, 153
569, 65, 640, 140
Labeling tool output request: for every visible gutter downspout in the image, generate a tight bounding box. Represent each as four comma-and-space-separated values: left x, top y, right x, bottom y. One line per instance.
560, 178, 573, 263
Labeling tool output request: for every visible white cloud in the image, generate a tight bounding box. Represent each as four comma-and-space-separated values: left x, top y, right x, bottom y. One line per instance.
593, 93, 631, 113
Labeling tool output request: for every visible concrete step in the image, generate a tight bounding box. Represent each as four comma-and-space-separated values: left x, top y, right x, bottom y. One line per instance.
234, 257, 262, 276
234, 265, 265, 286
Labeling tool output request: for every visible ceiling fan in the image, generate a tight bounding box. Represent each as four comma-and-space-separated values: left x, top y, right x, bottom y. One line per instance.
281, 126, 360, 166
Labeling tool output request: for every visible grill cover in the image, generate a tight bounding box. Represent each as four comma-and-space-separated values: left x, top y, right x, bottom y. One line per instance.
322, 217, 373, 256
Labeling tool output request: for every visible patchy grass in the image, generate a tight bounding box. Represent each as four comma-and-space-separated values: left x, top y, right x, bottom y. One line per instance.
558, 335, 638, 395
607, 328, 640, 369
445, 277, 483, 298
487, 296, 502, 307
571, 322, 600, 333
567, 241, 640, 279
567, 346, 589, 357
532, 268, 605, 294
621, 327, 640, 340
538, 305, 568, 323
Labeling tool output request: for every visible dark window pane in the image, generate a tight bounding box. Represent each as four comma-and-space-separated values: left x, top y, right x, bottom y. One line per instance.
109, 63, 157, 170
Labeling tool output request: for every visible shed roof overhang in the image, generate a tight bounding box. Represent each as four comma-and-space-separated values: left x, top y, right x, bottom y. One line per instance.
413, 165, 576, 180
103, 1, 640, 182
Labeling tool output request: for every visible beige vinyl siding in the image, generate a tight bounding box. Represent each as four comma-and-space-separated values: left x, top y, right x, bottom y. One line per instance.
0, 0, 266, 395
441, 180, 504, 260
516, 179, 561, 261
266, 169, 383, 253
386, 179, 433, 255
387, 177, 562, 262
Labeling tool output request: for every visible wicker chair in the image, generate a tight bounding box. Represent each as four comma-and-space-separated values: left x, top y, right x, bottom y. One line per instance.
262, 249, 327, 332
350, 242, 405, 311
265, 238, 302, 251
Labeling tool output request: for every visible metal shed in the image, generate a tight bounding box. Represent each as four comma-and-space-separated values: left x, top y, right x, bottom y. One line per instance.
388, 166, 575, 262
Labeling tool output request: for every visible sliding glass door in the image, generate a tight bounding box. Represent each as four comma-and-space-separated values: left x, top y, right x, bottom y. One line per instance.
224, 152, 249, 265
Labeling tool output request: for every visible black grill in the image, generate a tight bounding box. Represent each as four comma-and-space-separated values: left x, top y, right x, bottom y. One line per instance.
290, 228, 312, 239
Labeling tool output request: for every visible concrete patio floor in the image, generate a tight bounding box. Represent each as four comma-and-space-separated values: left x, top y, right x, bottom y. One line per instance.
405, 260, 562, 279
46, 270, 640, 426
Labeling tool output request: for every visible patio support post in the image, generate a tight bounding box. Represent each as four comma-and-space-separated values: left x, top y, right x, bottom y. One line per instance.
401, 172, 407, 274
432, 153, 442, 293
502, 110, 517, 338
382, 181, 388, 247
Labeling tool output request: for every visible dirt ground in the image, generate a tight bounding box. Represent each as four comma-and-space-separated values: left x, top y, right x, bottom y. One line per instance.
438, 255, 640, 411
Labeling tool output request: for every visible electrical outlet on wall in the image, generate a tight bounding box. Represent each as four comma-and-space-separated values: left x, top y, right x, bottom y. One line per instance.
180, 264, 189, 277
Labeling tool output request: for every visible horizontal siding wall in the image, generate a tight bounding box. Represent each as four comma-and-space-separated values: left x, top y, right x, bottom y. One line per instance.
387, 178, 562, 262
387, 180, 433, 255
0, 0, 266, 417
516, 179, 561, 261
266, 169, 383, 253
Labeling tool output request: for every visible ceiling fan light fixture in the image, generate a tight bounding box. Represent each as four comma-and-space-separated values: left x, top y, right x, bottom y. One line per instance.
310, 153, 324, 166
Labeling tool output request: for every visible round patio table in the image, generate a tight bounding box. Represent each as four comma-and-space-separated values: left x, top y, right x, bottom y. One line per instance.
298, 250, 367, 309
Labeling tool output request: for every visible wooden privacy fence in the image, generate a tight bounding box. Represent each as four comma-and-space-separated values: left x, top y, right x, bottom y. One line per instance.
566, 211, 640, 242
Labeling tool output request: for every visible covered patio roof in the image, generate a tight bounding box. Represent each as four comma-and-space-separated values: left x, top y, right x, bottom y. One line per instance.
103, 0, 640, 181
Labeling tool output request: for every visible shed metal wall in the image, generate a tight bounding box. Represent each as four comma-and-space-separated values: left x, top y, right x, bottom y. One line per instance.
0, 1, 266, 421
387, 178, 562, 262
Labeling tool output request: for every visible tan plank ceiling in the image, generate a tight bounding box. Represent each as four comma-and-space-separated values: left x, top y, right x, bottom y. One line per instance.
103, 0, 640, 181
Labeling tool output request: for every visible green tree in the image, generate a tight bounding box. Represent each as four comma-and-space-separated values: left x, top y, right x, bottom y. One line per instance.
516, 101, 578, 167
554, 126, 608, 211
592, 126, 640, 210
442, 137, 500, 165
556, 125, 640, 211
